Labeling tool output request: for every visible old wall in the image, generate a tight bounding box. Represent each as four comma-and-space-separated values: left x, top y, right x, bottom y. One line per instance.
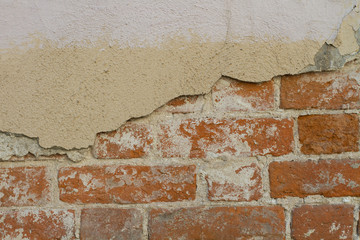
2, 1, 360, 239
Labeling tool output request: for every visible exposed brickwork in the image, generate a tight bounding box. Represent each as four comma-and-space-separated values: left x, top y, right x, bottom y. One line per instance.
159, 118, 294, 158
291, 205, 354, 240
298, 114, 359, 154
280, 68, 360, 110
205, 163, 262, 201
5, 63, 360, 239
0, 210, 75, 240
59, 165, 196, 204
80, 208, 143, 240
93, 123, 153, 159
269, 159, 360, 198
149, 206, 285, 239
157, 95, 204, 113
212, 77, 275, 112
0, 167, 50, 207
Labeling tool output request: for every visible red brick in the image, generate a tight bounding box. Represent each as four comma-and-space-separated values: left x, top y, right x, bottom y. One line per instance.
280, 65, 360, 110
93, 123, 153, 159
212, 78, 275, 112
59, 165, 196, 204
80, 208, 142, 240
292, 205, 353, 240
298, 114, 359, 154
269, 159, 360, 198
59, 166, 110, 204
0, 167, 50, 207
159, 118, 294, 158
205, 163, 262, 201
0, 209, 75, 240
149, 206, 285, 239
157, 95, 204, 113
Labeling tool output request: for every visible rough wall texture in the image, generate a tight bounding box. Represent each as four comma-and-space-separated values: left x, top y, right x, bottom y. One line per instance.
3, 1, 360, 239
1, 0, 360, 149
1, 59, 360, 239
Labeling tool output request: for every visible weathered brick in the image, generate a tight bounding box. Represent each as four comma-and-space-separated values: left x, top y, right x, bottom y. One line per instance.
59, 166, 109, 204
212, 78, 275, 112
205, 163, 262, 201
149, 206, 285, 239
59, 165, 196, 204
0, 167, 50, 207
157, 95, 204, 113
93, 123, 153, 159
292, 205, 353, 240
269, 159, 360, 198
80, 208, 142, 240
0, 209, 75, 240
159, 118, 294, 158
280, 66, 360, 110
298, 114, 359, 154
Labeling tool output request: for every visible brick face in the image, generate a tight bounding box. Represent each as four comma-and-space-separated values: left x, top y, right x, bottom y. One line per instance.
80, 208, 143, 240
159, 118, 294, 158
269, 159, 360, 198
205, 163, 262, 201
280, 68, 360, 110
298, 114, 359, 154
291, 205, 353, 240
59, 165, 196, 204
0, 210, 75, 240
0, 167, 50, 207
149, 206, 285, 240
93, 123, 153, 159
212, 78, 275, 112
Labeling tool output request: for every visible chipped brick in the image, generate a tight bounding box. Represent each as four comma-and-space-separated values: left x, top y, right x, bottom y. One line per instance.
59, 165, 196, 204
0, 167, 50, 207
213, 78, 275, 112
93, 123, 153, 159
159, 118, 294, 158
205, 163, 262, 201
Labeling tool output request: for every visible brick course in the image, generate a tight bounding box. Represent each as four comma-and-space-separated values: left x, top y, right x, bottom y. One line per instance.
4, 63, 360, 239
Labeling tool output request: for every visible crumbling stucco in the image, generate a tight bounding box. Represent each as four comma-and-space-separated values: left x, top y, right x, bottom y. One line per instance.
1, 0, 360, 149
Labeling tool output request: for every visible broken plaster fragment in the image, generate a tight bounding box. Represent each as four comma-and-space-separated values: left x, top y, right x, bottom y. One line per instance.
0, 132, 85, 162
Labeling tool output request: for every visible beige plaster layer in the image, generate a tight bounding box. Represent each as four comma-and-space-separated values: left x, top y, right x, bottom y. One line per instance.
1, 36, 324, 149
329, 5, 360, 55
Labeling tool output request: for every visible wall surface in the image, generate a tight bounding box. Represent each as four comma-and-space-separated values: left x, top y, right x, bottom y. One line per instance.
2, 1, 360, 240
1, 0, 360, 149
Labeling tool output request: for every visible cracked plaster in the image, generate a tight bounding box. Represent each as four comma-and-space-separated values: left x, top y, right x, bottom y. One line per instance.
1, 0, 360, 151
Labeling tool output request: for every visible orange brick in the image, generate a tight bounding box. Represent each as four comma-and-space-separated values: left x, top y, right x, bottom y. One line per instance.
149, 206, 285, 239
269, 159, 360, 198
292, 205, 353, 240
281, 67, 360, 109
212, 78, 275, 112
159, 118, 294, 158
93, 123, 153, 159
80, 208, 142, 240
298, 114, 359, 154
0, 167, 50, 207
59, 165, 196, 204
205, 163, 262, 201
0, 209, 75, 240
157, 95, 204, 113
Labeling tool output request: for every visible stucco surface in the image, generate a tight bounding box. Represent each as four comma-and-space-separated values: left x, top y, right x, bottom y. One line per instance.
1, 0, 359, 149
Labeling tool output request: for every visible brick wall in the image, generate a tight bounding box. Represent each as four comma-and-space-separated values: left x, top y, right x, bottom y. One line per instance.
1, 60, 360, 239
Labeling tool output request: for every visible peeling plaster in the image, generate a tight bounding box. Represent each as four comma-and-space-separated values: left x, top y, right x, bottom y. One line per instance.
1, 0, 360, 150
